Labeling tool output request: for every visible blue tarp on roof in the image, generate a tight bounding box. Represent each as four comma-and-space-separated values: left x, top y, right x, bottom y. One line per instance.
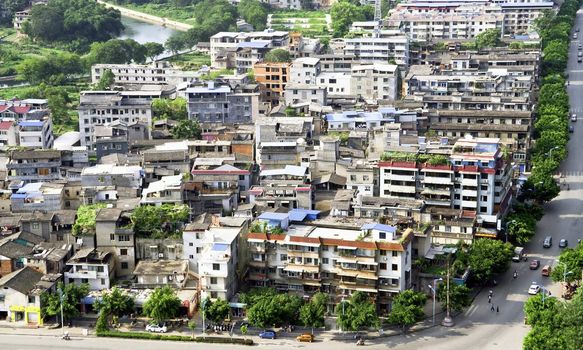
18, 121, 43, 127
258, 212, 289, 221
289, 209, 321, 222
212, 243, 229, 252
361, 223, 397, 233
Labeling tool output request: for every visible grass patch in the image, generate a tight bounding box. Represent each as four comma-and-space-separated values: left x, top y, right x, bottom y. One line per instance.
165, 52, 210, 70
271, 10, 327, 19
0, 38, 71, 78
200, 68, 234, 81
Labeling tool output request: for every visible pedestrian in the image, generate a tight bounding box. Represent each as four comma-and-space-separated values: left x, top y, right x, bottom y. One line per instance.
488, 295, 492, 303
489, 290, 493, 297
496, 306, 499, 313
491, 305, 495, 312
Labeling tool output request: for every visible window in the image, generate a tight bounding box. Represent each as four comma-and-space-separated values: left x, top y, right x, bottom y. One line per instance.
239, 175, 245, 180
110, 234, 115, 241
118, 235, 130, 242
81, 278, 88, 284
379, 232, 386, 239
101, 278, 106, 285
196, 247, 202, 254
32, 223, 39, 229
392, 251, 398, 257
210, 292, 218, 299
97, 266, 104, 273
0, 294, 4, 302
322, 258, 329, 264
121, 262, 129, 269
210, 277, 217, 284
28, 295, 36, 304
280, 254, 287, 261
379, 263, 387, 270
68, 278, 74, 284
212, 263, 220, 271
392, 264, 398, 271
120, 249, 128, 256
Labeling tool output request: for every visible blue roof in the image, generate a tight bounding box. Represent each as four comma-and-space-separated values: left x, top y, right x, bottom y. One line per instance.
18, 120, 43, 127
258, 212, 289, 221
237, 40, 270, 49
289, 209, 321, 222
361, 223, 397, 233
212, 243, 230, 252
10, 193, 27, 199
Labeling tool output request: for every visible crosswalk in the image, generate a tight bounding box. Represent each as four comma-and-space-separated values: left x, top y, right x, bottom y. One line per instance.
556, 170, 583, 177
569, 108, 583, 114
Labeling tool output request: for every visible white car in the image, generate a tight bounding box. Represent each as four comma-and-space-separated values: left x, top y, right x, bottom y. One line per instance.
571, 114, 577, 122
528, 283, 541, 295
146, 323, 167, 333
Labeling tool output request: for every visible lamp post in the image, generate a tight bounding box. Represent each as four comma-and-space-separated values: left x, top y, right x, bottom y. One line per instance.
201, 297, 208, 336
505, 220, 517, 243
428, 278, 443, 325
547, 146, 559, 161
58, 288, 65, 336
558, 262, 573, 284
442, 259, 455, 327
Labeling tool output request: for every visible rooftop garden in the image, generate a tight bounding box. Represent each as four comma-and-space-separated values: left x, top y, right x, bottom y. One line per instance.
72, 204, 107, 236
380, 152, 450, 166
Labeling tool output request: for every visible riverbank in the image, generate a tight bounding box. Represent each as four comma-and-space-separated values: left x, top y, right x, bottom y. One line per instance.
96, 0, 192, 32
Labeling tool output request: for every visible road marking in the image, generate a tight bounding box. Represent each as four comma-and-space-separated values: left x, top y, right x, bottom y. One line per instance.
507, 294, 529, 302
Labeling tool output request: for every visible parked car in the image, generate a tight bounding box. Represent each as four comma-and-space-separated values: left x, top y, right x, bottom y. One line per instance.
570, 125, 575, 133
559, 239, 568, 248
146, 323, 167, 333
571, 114, 578, 122
543, 236, 552, 248
574, 33, 578, 39
529, 259, 540, 270
296, 333, 315, 342
542, 265, 552, 277
528, 283, 541, 295
579, 57, 583, 63
259, 330, 277, 339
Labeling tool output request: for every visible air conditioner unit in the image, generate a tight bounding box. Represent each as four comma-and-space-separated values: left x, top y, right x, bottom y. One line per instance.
383, 257, 388, 261
158, 253, 164, 258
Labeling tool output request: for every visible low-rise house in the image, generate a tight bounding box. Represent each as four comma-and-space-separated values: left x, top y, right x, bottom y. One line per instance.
80, 164, 144, 204
284, 83, 328, 106
91, 61, 200, 86
17, 116, 54, 149
0, 267, 60, 326
0, 121, 17, 147
141, 145, 190, 185
95, 208, 135, 278
0, 240, 34, 277
133, 260, 189, 289
10, 183, 65, 213
64, 248, 115, 291
7, 149, 61, 183
23, 242, 73, 275
141, 175, 183, 205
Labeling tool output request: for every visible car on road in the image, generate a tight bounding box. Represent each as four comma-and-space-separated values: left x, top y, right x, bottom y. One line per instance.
529, 259, 540, 270
559, 239, 568, 248
579, 57, 583, 63
571, 114, 578, 122
570, 125, 575, 133
145, 323, 167, 333
542, 265, 552, 277
528, 283, 541, 295
296, 333, 315, 342
578, 51, 583, 57
543, 236, 552, 248
578, 28, 581, 32
574, 33, 578, 39
259, 330, 277, 339
579, 43, 582, 49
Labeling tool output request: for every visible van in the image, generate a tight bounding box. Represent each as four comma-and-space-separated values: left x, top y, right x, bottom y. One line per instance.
512, 247, 525, 262
543, 236, 552, 248
542, 265, 551, 277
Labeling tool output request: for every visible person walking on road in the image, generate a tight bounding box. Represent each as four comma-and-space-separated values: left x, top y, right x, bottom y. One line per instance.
496, 306, 499, 314
488, 295, 492, 303
491, 305, 495, 312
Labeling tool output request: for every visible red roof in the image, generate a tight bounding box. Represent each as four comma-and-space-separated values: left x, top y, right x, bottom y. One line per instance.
0, 121, 13, 130
0, 106, 8, 113
421, 164, 452, 171
377, 242, 404, 251
289, 236, 321, 245
247, 232, 268, 241
295, 187, 311, 192
11, 106, 31, 114
455, 165, 479, 173
378, 161, 417, 169
461, 210, 476, 219
320, 238, 378, 250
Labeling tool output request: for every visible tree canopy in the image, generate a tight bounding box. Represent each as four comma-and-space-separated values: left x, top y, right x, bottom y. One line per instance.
551, 242, 583, 285
171, 119, 202, 140
331, 0, 374, 38
152, 97, 188, 121
475, 29, 501, 49
41, 282, 89, 323
299, 292, 328, 332
387, 290, 426, 331
437, 280, 471, 313
237, 0, 269, 31
143, 286, 181, 323
87, 39, 147, 66
460, 238, 514, 284
144, 42, 165, 61
94, 287, 134, 327
131, 204, 190, 238
72, 204, 107, 236
202, 297, 230, 323
335, 291, 380, 331
94, 69, 115, 91
17, 53, 83, 85
23, 0, 124, 52
264, 49, 292, 63
243, 288, 304, 328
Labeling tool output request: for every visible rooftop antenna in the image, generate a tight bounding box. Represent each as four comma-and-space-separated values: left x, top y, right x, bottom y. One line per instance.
374, 0, 382, 38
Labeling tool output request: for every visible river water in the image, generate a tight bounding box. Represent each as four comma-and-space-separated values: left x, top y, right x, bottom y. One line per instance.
119, 16, 178, 45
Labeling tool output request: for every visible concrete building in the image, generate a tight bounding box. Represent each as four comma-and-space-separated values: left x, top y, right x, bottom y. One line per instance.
290, 57, 321, 84
326, 108, 419, 131
6, 149, 61, 184
284, 83, 328, 106
0, 121, 17, 147
80, 164, 144, 204
247, 218, 414, 314
185, 82, 259, 125
17, 117, 54, 149
133, 260, 189, 289
91, 61, 200, 86
343, 34, 410, 66
141, 175, 183, 205
65, 248, 115, 291
351, 63, 399, 102
253, 61, 291, 106
10, 183, 64, 213
210, 30, 290, 67
78, 91, 152, 149
95, 208, 136, 278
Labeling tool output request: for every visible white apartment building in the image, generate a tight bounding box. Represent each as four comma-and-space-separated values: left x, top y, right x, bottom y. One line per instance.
351, 64, 399, 102
78, 91, 152, 149
379, 137, 513, 225
210, 30, 290, 67
197, 227, 242, 301
65, 248, 115, 291
290, 57, 322, 84
343, 33, 410, 66
247, 216, 413, 313
91, 61, 201, 86
345, 162, 376, 197
17, 117, 53, 149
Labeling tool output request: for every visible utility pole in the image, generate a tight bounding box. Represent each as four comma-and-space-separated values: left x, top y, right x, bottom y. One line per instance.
58, 288, 65, 335
442, 259, 454, 327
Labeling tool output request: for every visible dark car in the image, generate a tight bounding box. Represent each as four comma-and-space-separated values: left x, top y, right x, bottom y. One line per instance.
570, 125, 575, 133
529, 259, 540, 270
559, 239, 568, 248
259, 330, 277, 339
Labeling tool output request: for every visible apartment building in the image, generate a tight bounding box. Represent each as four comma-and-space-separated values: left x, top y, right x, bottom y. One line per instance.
80, 164, 144, 204
0, 121, 17, 147
64, 248, 114, 291
249, 165, 312, 210
185, 82, 259, 125
345, 162, 377, 197
210, 30, 289, 67
10, 183, 64, 213
400, 93, 530, 111
17, 117, 53, 149
78, 91, 152, 149
247, 216, 413, 313
351, 64, 399, 102
253, 61, 291, 106
0, 99, 48, 120
256, 140, 306, 169
387, 5, 505, 42
379, 137, 513, 225
91, 61, 200, 86
235, 41, 271, 73
343, 34, 410, 66
326, 108, 419, 131
95, 208, 136, 277
141, 144, 190, 185
284, 83, 328, 106
7, 149, 61, 183
141, 175, 183, 205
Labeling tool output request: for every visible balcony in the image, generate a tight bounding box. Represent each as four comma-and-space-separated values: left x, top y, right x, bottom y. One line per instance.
8, 161, 60, 169
423, 176, 453, 185
388, 184, 417, 193
384, 174, 416, 182
65, 269, 97, 279
461, 178, 478, 186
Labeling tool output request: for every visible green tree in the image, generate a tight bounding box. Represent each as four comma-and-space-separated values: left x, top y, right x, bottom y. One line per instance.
87, 39, 147, 65
331, 0, 373, 38
72, 204, 107, 236
166, 32, 190, 54
335, 291, 380, 332
524, 293, 560, 326
246, 291, 304, 328
264, 49, 292, 63
237, 0, 268, 31
240, 324, 248, 339
551, 243, 583, 285
131, 204, 190, 238
437, 281, 471, 313
542, 40, 568, 75
152, 98, 188, 121
299, 292, 328, 333
143, 286, 181, 324
388, 290, 426, 332
203, 297, 230, 323
171, 119, 202, 140
466, 239, 514, 285
17, 53, 83, 85
475, 29, 501, 49
95, 69, 115, 91
41, 282, 89, 323
144, 42, 165, 61
94, 287, 134, 326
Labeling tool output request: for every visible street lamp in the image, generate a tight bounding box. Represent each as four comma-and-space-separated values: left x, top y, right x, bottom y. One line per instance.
201, 297, 208, 336
428, 278, 443, 325
504, 220, 517, 243
547, 146, 560, 161
58, 288, 65, 336
558, 262, 573, 284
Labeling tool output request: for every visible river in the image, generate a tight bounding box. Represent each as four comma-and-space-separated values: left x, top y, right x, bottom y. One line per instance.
119, 16, 178, 45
